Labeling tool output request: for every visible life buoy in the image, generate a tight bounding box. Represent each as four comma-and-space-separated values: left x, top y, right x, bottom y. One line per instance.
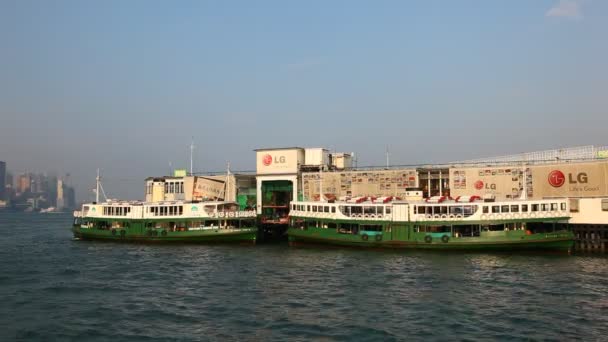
425, 214, 432, 219
161, 230, 167, 237
480, 214, 487, 220
375, 234, 382, 242
448, 214, 455, 219
364, 214, 370, 219
441, 214, 448, 220
441, 235, 449, 243
228, 212, 234, 218
530, 212, 537, 218
456, 214, 463, 219
433, 214, 440, 220
361, 234, 369, 241
424, 235, 432, 243
111, 229, 117, 236
219, 212, 225, 218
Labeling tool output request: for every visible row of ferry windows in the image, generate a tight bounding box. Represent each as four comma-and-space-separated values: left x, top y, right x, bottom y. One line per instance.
293, 204, 336, 214
146, 206, 184, 216
481, 202, 565, 214
292, 204, 391, 215
102, 207, 131, 216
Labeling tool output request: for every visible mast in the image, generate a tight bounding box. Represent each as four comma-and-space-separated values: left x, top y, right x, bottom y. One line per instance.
96, 168, 100, 203
386, 145, 390, 169
190, 137, 195, 175
225, 161, 231, 201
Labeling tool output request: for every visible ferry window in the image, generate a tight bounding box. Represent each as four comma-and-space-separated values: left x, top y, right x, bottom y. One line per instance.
560, 203, 566, 211
386, 207, 391, 214
602, 199, 608, 211
416, 206, 423, 214
324, 206, 330, 213
511, 205, 519, 212
179, 206, 183, 215
522, 204, 528, 212
169, 206, 174, 215
440, 206, 448, 215
531, 204, 539, 212
551, 203, 558, 211
492, 206, 499, 213
364, 206, 374, 215
331, 207, 336, 213
501, 205, 509, 213
482, 206, 489, 214
312, 206, 317, 212
541, 204, 549, 211
327, 223, 337, 229
164, 183, 168, 193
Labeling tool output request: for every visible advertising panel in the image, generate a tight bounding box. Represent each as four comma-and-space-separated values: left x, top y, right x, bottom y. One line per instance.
256, 149, 303, 174
302, 169, 418, 200
531, 162, 608, 198
193, 177, 226, 200
450, 167, 527, 199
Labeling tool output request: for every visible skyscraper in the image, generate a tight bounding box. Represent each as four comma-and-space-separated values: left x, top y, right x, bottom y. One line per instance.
0, 161, 5, 200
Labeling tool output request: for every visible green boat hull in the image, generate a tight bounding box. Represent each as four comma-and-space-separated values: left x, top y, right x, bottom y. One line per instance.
73, 226, 257, 244
288, 226, 574, 252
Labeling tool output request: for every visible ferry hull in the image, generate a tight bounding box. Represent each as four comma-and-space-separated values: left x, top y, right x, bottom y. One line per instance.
288, 228, 574, 252
73, 226, 257, 244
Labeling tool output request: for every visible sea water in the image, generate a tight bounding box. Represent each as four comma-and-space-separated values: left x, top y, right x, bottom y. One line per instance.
1, 212, 607, 341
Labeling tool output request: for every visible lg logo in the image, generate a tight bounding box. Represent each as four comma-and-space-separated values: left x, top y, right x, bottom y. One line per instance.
548, 170, 588, 188
262, 154, 286, 166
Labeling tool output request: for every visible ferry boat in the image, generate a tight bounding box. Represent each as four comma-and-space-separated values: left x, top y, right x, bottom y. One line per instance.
73, 201, 257, 243
287, 196, 575, 252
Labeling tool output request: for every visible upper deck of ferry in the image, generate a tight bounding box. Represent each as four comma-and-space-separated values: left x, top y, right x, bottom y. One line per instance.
289, 195, 570, 223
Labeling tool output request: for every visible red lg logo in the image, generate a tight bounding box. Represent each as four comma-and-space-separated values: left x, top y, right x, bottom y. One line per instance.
262, 154, 273, 166
548, 170, 565, 187
474, 180, 484, 190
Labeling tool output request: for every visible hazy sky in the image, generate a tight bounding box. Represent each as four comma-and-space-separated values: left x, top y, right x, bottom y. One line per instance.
1, 0, 607, 201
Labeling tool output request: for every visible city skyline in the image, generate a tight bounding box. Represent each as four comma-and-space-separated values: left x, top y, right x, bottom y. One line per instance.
1, 0, 607, 201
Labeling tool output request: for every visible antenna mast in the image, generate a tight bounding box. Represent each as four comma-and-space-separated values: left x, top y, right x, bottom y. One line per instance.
190, 137, 195, 175
96, 168, 100, 203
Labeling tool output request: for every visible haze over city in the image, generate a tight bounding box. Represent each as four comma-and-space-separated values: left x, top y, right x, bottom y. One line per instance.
1, 0, 606, 201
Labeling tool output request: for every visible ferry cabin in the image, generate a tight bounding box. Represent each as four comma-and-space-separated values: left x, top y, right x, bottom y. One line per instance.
288, 198, 573, 249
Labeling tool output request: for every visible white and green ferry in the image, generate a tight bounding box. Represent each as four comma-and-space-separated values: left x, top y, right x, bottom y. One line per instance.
73, 200, 257, 243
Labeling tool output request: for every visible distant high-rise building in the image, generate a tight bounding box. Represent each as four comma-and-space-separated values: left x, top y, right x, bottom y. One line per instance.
0, 161, 5, 200
18, 173, 31, 193
57, 179, 64, 210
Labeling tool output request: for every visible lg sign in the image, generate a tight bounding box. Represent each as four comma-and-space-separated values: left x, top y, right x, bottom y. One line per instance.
262, 154, 286, 166
548, 170, 588, 188
262, 154, 273, 166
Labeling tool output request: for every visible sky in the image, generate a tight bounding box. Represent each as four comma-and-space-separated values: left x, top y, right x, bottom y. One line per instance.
1, 0, 607, 201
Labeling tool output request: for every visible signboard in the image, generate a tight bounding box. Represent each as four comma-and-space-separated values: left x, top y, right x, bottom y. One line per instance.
302, 169, 418, 200
193, 177, 226, 200
531, 162, 608, 198
450, 167, 526, 199
450, 161, 608, 199
256, 149, 303, 174
174, 169, 187, 177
